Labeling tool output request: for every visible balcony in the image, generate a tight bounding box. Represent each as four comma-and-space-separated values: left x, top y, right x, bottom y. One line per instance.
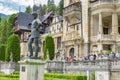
90, 0, 116, 12
63, 2, 81, 22
116, 35, 120, 41
91, 0, 115, 7
65, 31, 81, 41
91, 34, 114, 42
101, 34, 113, 41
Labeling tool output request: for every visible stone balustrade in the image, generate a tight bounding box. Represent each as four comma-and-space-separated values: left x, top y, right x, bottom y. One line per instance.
91, 0, 116, 8
45, 59, 120, 73
91, 34, 113, 42
66, 31, 80, 41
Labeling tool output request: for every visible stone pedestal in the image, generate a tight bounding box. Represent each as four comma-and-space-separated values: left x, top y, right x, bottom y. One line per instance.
95, 71, 110, 80
19, 59, 45, 80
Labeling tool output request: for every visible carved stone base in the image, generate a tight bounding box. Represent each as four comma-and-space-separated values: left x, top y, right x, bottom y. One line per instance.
19, 59, 45, 80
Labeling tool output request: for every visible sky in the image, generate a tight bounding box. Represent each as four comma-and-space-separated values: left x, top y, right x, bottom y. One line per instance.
0, 0, 60, 15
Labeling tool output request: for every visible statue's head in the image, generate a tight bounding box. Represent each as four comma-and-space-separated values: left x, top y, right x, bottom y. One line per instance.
32, 12, 38, 19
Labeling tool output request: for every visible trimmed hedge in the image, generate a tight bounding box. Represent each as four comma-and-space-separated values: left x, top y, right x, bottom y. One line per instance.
0, 44, 6, 61
0, 71, 19, 80
90, 72, 95, 80
44, 73, 87, 80
0, 72, 87, 80
44, 35, 55, 60
5, 34, 20, 62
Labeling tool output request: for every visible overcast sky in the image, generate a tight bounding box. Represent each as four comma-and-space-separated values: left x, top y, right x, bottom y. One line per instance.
0, 0, 60, 15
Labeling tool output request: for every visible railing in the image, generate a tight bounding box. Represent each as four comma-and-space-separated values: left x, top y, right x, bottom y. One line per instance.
63, 2, 80, 15
91, 35, 100, 42
116, 35, 120, 41
66, 31, 80, 41
91, 34, 113, 42
91, 0, 116, 8
101, 34, 113, 41
45, 59, 120, 73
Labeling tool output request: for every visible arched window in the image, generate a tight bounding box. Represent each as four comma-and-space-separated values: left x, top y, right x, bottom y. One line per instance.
69, 48, 74, 58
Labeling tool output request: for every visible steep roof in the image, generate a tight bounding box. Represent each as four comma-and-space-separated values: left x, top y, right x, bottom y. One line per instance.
17, 12, 33, 31
42, 11, 53, 22
17, 11, 53, 31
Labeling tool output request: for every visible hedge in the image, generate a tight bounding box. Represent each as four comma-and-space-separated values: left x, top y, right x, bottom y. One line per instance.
0, 44, 6, 61
44, 73, 87, 80
5, 34, 20, 62
0, 71, 19, 80
44, 35, 55, 60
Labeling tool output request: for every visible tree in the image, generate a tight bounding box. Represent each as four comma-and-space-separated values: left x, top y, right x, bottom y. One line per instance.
0, 44, 6, 61
0, 18, 8, 44
41, 4, 47, 15
25, 5, 32, 14
44, 35, 55, 60
7, 13, 17, 37
48, 4, 57, 12
5, 34, 20, 62
58, 0, 64, 15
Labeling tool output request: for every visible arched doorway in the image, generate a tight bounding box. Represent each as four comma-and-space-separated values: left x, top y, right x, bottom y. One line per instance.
69, 48, 74, 58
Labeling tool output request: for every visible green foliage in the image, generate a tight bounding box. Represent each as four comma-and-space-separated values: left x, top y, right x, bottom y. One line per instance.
0, 71, 19, 80
7, 13, 17, 37
0, 44, 6, 61
44, 73, 87, 80
5, 34, 20, 62
48, 4, 57, 12
0, 18, 8, 44
0, 17, 1, 23
0, 72, 87, 80
41, 4, 47, 15
58, 0, 64, 15
43, 41, 47, 60
90, 72, 95, 80
25, 5, 32, 13
44, 35, 55, 60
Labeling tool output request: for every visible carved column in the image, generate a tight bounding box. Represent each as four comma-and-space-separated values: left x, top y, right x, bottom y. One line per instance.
112, 12, 118, 52
74, 42, 78, 57
112, 12, 118, 39
91, 15, 94, 41
98, 13, 103, 52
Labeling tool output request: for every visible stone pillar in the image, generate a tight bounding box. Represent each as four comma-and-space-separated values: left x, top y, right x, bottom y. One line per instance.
95, 71, 110, 80
112, 12, 118, 39
99, 13, 103, 35
98, 13, 103, 52
54, 37, 57, 51
112, 13, 118, 52
74, 43, 78, 57
20, 42, 28, 56
19, 59, 45, 80
91, 15, 94, 37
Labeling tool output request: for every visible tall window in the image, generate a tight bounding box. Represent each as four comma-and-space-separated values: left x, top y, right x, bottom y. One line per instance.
103, 44, 111, 50
118, 27, 120, 34
103, 27, 108, 34
57, 37, 61, 49
76, 25, 79, 31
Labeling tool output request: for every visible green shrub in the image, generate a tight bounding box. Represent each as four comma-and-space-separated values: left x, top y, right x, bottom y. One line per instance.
90, 72, 95, 80
44, 73, 87, 80
0, 72, 19, 80
0, 44, 6, 61
5, 34, 20, 62
44, 35, 55, 60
